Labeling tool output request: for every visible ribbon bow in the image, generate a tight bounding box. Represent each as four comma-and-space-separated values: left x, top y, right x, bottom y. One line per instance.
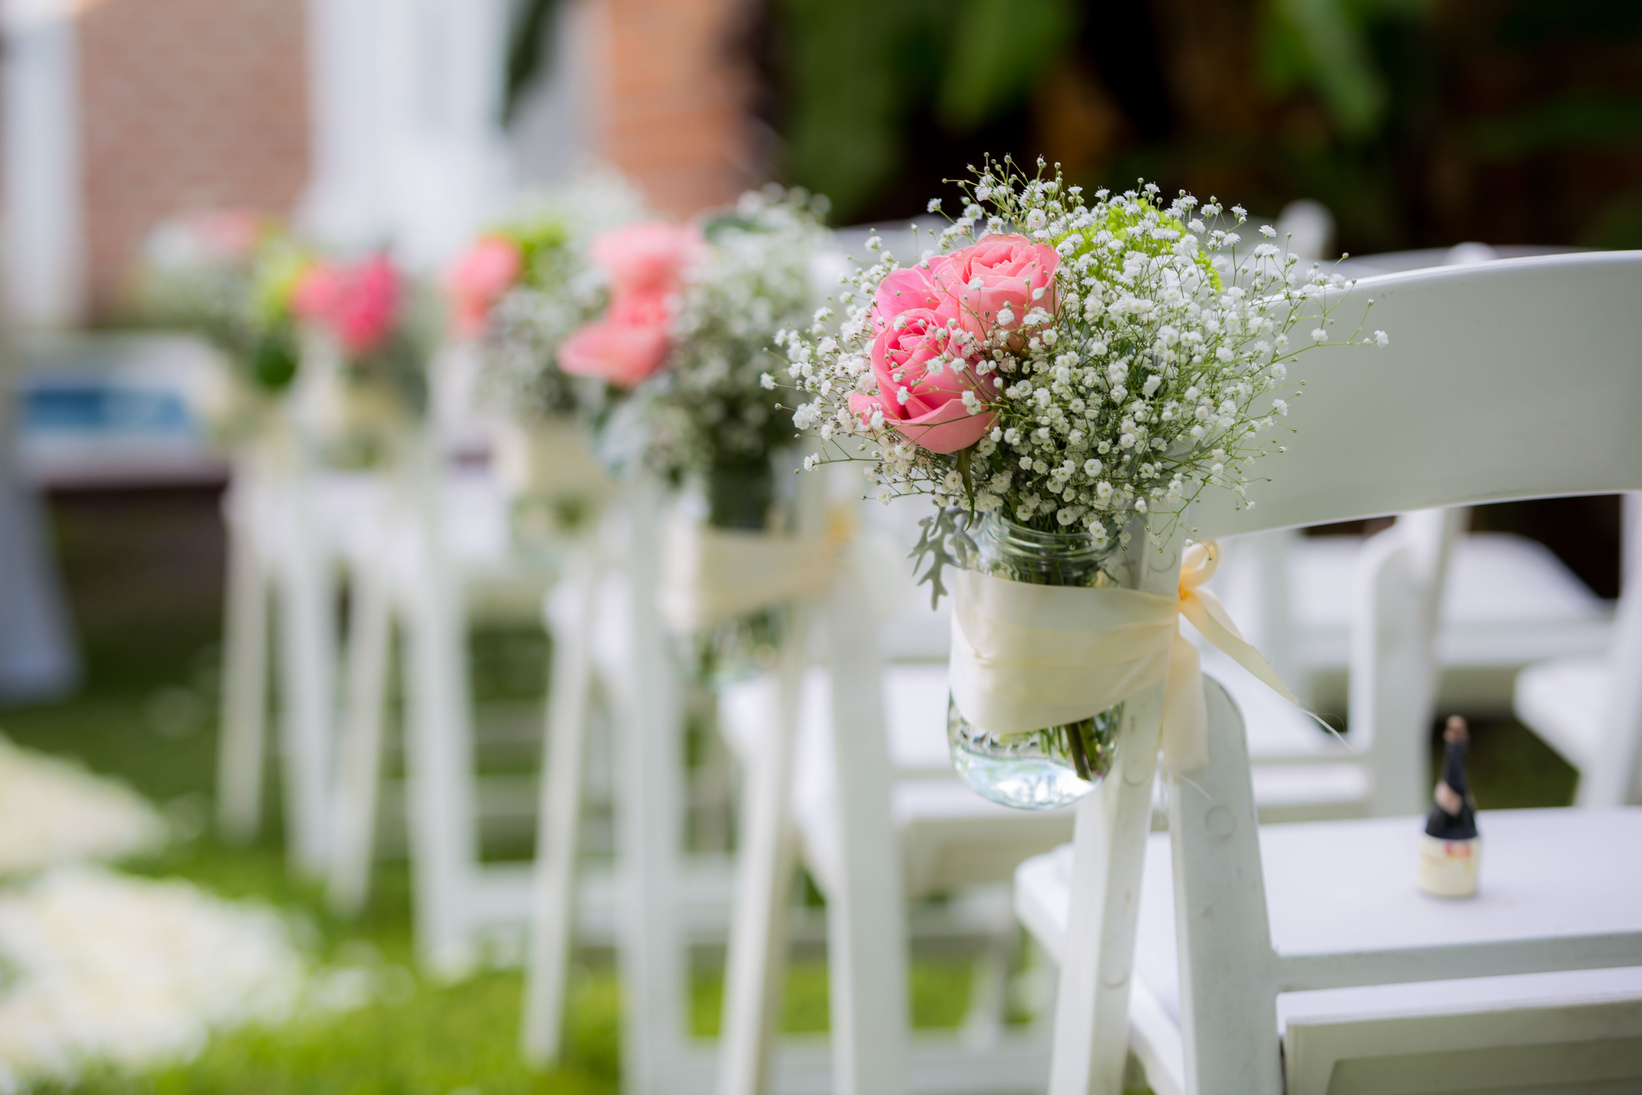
949, 540, 1299, 772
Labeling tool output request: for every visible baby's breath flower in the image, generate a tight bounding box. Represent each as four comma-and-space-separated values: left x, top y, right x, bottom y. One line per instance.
774, 156, 1379, 591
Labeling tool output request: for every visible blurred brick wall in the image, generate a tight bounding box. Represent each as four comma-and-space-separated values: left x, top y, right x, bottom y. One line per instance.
77, 0, 308, 317
596, 0, 755, 218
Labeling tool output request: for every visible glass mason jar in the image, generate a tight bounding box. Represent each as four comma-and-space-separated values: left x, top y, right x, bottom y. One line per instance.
682, 459, 786, 687
319, 373, 409, 470
948, 514, 1125, 810
493, 416, 601, 558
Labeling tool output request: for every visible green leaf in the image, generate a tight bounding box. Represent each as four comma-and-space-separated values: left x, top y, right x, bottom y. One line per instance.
936, 0, 1077, 131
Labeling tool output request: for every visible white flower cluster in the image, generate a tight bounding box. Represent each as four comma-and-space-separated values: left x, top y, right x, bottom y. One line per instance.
479, 170, 649, 419
0, 867, 312, 1088
784, 158, 1383, 550
0, 734, 167, 877
641, 186, 830, 476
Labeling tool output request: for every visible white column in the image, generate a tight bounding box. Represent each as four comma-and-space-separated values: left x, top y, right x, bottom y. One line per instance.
301, 0, 511, 267
2, 0, 85, 328
397, 0, 511, 266
298, 0, 392, 250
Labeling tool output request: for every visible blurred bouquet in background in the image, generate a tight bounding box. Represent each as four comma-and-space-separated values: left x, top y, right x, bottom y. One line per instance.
450, 169, 649, 423
134, 210, 312, 441
568, 186, 831, 522
291, 253, 441, 468
446, 169, 649, 540
563, 185, 832, 682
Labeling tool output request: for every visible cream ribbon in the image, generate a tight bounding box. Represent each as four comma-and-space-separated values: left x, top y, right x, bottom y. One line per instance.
658, 506, 859, 632
949, 541, 1298, 770
492, 417, 610, 500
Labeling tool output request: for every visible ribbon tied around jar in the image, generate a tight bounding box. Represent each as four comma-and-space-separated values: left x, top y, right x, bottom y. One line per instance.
658, 503, 905, 633
949, 541, 1298, 771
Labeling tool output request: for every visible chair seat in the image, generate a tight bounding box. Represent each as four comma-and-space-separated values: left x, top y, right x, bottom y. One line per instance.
1016, 808, 1642, 1095
718, 664, 957, 779
321, 469, 557, 623
1514, 655, 1608, 769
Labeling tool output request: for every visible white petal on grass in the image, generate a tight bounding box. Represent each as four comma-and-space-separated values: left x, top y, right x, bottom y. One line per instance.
0, 735, 168, 876
0, 867, 313, 1090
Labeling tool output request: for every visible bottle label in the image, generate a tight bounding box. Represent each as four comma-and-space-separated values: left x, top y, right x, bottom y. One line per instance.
1418, 833, 1480, 898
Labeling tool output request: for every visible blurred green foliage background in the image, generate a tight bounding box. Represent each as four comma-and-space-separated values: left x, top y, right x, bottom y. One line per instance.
745, 0, 1642, 251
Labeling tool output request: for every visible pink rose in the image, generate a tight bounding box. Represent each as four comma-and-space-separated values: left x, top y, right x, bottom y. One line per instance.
589, 222, 703, 295
293, 255, 401, 357
447, 236, 523, 338
849, 307, 996, 454
933, 234, 1058, 343
292, 262, 342, 321
558, 288, 674, 389
872, 256, 953, 329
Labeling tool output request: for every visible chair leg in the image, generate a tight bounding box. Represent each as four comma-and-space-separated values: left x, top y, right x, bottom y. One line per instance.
403, 550, 482, 974
1046, 693, 1163, 1095
522, 553, 599, 1065
217, 513, 268, 843
1046, 532, 1188, 1095
1168, 678, 1283, 1095
716, 606, 811, 1095
822, 585, 910, 1095
960, 910, 1018, 1049
275, 517, 337, 877
615, 482, 693, 1095
327, 564, 392, 916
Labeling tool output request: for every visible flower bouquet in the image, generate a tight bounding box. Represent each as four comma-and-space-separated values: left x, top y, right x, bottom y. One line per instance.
134, 210, 310, 441
782, 158, 1381, 808
562, 186, 832, 683
447, 172, 647, 542
292, 253, 438, 469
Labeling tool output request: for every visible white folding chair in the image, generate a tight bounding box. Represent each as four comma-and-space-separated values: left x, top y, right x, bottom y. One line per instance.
710, 495, 1471, 1094
323, 436, 636, 975
215, 426, 347, 876
1205, 506, 1462, 822
518, 476, 747, 1086
706, 477, 1070, 1095
1216, 241, 1616, 720
1513, 569, 1642, 808
1215, 518, 1613, 716
1016, 682, 1642, 1095
1013, 250, 1642, 1094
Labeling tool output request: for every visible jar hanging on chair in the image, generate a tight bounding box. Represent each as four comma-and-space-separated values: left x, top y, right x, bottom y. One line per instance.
946, 513, 1129, 810
678, 459, 787, 687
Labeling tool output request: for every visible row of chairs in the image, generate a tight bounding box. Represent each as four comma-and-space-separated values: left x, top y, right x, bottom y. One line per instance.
215, 250, 1642, 1093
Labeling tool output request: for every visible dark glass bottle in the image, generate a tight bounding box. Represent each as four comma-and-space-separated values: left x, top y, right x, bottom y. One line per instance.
1425, 715, 1479, 841
1419, 715, 1481, 897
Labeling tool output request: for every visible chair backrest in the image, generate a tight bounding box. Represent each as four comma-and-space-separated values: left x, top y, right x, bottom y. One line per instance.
1348, 508, 1461, 814
1192, 252, 1642, 539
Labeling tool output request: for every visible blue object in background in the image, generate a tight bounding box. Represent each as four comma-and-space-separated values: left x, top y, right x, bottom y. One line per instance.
21, 377, 196, 437
12, 333, 225, 489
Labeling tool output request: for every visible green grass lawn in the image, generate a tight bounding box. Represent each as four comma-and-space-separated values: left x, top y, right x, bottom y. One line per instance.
0, 487, 985, 1093
0, 487, 1581, 1094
